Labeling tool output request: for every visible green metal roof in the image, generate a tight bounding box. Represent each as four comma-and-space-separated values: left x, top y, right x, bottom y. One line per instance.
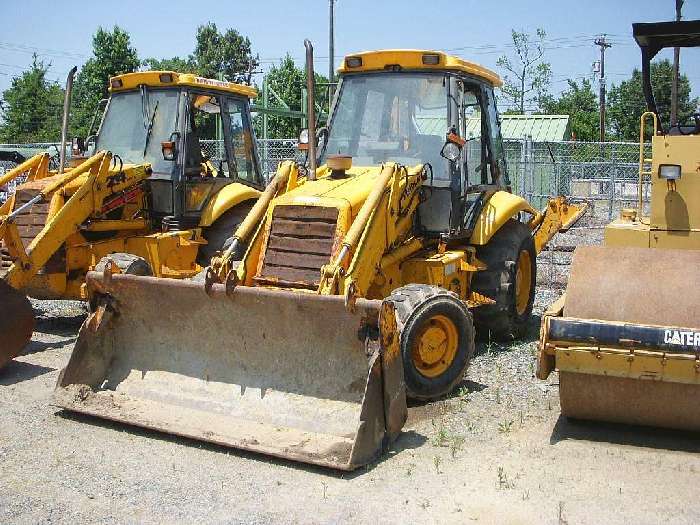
495, 114, 570, 142
416, 114, 570, 142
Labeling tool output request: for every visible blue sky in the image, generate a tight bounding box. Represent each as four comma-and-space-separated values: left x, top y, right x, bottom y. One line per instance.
2, 0, 700, 108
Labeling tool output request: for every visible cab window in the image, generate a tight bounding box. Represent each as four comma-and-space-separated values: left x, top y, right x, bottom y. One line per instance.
225, 98, 259, 184
185, 94, 229, 178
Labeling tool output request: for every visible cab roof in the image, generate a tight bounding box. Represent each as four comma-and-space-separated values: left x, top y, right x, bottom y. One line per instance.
338, 50, 502, 87
108, 71, 258, 98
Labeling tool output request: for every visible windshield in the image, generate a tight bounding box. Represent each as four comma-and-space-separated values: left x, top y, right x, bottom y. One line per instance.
323, 72, 448, 177
96, 89, 180, 173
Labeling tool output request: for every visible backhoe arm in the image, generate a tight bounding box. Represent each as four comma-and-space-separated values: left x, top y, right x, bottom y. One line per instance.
530, 197, 588, 254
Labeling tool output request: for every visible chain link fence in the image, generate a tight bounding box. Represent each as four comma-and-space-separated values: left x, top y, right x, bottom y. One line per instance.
0, 138, 650, 290
504, 139, 649, 222
500, 139, 650, 290
2, 139, 649, 221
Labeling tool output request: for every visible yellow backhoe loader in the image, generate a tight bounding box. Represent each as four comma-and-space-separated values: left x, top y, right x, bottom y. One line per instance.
55, 42, 584, 470
0, 71, 265, 368
537, 20, 700, 431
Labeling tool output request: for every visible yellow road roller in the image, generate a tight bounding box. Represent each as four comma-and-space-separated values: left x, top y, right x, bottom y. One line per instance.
538, 20, 700, 430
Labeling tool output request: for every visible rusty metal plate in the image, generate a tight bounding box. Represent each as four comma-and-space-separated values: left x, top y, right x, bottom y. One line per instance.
55, 272, 405, 470
565, 245, 700, 327
560, 371, 700, 431
0, 280, 34, 369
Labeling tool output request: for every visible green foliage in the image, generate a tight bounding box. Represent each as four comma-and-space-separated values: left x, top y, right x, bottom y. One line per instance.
541, 79, 599, 141
257, 54, 329, 139
142, 56, 195, 73
0, 55, 65, 143
497, 29, 552, 114
72, 26, 140, 137
607, 59, 697, 140
193, 23, 259, 83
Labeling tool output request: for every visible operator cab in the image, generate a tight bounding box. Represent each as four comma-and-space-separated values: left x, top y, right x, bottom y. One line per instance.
91, 72, 263, 230
318, 51, 509, 239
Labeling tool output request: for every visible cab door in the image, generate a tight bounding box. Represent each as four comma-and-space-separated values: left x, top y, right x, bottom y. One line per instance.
220, 96, 264, 188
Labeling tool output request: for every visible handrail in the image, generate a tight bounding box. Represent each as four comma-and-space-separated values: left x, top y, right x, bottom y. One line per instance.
638, 111, 658, 216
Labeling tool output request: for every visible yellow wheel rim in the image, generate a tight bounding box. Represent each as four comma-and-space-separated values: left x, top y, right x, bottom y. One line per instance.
412, 314, 459, 378
515, 249, 533, 316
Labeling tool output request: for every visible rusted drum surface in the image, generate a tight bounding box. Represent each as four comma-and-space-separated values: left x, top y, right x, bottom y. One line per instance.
559, 246, 700, 429
560, 371, 700, 431
564, 246, 700, 326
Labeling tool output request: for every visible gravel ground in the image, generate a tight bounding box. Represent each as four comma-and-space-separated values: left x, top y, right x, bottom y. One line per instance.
3, 236, 700, 524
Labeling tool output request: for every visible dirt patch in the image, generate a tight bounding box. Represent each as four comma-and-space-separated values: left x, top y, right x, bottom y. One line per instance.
2, 276, 700, 524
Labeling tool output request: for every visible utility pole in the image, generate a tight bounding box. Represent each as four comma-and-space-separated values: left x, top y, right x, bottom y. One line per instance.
328, 0, 336, 102
671, 0, 684, 126
594, 35, 612, 142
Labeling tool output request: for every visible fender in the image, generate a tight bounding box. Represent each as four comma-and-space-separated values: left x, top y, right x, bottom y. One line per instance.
199, 182, 261, 227
469, 190, 537, 245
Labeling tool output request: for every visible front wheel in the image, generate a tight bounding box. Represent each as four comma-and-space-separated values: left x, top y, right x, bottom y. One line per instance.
386, 285, 475, 400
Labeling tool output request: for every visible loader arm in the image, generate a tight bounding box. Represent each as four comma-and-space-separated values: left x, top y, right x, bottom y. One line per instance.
2, 151, 151, 290
0, 153, 51, 215
319, 163, 425, 299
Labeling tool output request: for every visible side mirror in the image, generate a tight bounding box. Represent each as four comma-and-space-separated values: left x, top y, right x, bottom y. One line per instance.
298, 128, 310, 151
440, 130, 466, 162
298, 127, 328, 151
162, 132, 180, 161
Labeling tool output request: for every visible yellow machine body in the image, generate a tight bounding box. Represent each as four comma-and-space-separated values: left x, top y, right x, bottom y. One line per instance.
0, 72, 263, 366
55, 49, 584, 470
538, 110, 700, 430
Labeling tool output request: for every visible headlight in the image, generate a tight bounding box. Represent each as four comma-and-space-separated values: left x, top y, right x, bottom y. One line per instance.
659, 164, 682, 180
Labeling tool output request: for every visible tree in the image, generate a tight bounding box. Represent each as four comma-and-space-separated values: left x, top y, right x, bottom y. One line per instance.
541, 79, 599, 141
142, 56, 195, 73
607, 59, 696, 140
0, 55, 65, 143
496, 28, 552, 114
257, 54, 329, 139
193, 23, 259, 84
71, 26, 140, 137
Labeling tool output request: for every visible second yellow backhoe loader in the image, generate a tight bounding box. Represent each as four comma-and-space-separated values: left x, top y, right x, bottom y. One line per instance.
0, 71, 265, 368
55, 42, 584, 470
537, 20, 700, 431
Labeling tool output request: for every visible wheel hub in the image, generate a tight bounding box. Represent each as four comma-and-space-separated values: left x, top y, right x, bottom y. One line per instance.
413, 314, 458, 378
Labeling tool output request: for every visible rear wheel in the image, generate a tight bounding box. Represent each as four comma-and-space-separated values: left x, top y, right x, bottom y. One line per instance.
471, 219, 537, 341
197, 202, 254, 266
387, 285, 475, 400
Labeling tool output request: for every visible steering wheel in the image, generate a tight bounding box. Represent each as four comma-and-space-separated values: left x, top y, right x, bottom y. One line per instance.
678, 113, 700, 135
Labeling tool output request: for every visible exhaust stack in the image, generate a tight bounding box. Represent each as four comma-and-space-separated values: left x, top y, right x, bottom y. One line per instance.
59, 66, 78, 174
304, 39, 317, 180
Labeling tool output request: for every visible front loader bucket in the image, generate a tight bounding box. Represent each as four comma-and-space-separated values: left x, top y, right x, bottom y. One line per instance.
54, 273, 407, 470
548, 246, 700, 430
0, 280, 34, 369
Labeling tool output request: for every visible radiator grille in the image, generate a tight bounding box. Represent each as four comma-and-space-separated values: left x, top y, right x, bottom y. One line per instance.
255, 205, 338, 288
